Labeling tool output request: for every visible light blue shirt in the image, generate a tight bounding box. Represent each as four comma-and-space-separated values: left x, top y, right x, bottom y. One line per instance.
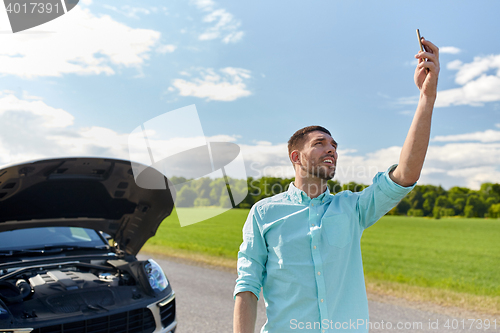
234, 165, 415, 333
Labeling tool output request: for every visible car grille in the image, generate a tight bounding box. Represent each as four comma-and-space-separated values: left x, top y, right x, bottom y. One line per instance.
31, 308, 156, 333
159, 297, 175, 328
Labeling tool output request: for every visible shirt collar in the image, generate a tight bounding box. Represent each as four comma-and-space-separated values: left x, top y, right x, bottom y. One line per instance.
287, 182, 332, 204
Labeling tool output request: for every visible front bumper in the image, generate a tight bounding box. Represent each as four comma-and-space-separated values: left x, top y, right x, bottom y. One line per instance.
1, 291, 177, 333
149, 291, 177, 333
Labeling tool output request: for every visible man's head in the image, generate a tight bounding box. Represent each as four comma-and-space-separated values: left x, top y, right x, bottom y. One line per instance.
288, 126, 338, 181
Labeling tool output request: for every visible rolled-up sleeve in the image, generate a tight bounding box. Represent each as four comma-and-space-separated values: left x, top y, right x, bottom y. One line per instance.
357, 164, 416, 229
233, 205, 267, 300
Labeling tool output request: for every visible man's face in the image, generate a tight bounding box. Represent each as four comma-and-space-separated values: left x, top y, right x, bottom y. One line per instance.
295, 131, 338, 181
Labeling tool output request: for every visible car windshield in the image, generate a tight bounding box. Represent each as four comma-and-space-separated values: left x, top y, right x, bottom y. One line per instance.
0, 227, 106, 251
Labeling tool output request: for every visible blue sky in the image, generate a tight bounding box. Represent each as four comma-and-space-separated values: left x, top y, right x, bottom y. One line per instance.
1, 0, 499, 189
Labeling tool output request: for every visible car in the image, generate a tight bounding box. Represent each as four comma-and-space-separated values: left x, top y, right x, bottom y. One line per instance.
0, 157, 177, 333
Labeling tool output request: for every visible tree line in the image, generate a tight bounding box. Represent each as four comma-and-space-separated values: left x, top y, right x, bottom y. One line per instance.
172, 176, 500, 218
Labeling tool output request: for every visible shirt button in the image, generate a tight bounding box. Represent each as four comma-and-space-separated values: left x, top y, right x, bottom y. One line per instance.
321, 299, 324, 302
311, 203, 314, 206
313, 246, 317, 249
317, 271, 321, 275
311, 223, 315, 227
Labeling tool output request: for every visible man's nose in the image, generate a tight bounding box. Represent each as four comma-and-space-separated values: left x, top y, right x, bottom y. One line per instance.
326, 146, 336, 154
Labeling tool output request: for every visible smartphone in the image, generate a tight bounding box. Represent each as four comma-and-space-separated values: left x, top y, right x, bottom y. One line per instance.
416, 29, 428, 72
416, 29, 424, 53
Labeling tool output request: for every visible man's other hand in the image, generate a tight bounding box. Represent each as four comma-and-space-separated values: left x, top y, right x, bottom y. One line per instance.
234, 291, 258, 333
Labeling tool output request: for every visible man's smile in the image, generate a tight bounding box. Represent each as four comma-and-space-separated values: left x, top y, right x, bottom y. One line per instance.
321, 157, 336, 165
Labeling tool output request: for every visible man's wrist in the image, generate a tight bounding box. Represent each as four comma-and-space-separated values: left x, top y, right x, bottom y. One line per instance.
420, 91, 437, 101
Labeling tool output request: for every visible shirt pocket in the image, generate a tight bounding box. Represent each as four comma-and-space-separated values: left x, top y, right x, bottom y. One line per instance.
322, 213, 352, 248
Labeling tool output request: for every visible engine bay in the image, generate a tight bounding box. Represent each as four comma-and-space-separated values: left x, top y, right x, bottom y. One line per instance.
0, 258, 157, 323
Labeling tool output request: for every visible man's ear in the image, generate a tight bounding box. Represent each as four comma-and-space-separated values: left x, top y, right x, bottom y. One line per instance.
290, 150, 300, 166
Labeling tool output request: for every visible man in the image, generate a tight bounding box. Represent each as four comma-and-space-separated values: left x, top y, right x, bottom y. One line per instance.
233, 38, 440, 333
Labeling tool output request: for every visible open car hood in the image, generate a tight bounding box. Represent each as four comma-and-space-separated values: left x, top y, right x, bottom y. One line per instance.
0, 157, 175, 256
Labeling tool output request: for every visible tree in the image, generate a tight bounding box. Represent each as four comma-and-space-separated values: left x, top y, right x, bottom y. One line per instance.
327, 179, 342, 194
226, 177, 249, 208
464, 205, 475, 218
220, 195, 232, 208
422, 192, 436, 216
209, 178, 228, 205
191, 177, 213, 201
488, 203, 500, 218
492, 183, 500, 197
407, 188, 424, 210
175, 186, 197, 207
342, 181, 367, 193
432, 195, 453, 219
464, 194, 487, 218
388, 198, 411, 215
407, 208, 424, 217
453, 198, 466, 216
194, 197, 211, 207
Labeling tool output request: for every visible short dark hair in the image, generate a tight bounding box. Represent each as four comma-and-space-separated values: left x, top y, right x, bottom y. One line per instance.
287, 125, 332, 156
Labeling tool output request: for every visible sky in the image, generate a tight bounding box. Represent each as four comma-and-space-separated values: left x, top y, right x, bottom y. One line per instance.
0, 0, 499, 189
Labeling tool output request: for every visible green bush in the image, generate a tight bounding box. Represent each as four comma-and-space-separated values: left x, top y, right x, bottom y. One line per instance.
194, 198, 211, 207
407, 208, 424, 217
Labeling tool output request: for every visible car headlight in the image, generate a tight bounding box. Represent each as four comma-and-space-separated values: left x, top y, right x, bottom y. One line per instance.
144, 259, 168, 293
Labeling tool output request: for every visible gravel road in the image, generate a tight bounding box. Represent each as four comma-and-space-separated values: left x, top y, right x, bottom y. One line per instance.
139, 254, 499, 333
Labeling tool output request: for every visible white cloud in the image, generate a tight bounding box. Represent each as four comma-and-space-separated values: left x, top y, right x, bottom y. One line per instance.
496, 123, 500, 129
440, 46, 461, 54
0, 93, 74, 128
436, 54, 500, 107
432, 129, 500, 143
446, 59, 463, 70
192, 0, 216, 11
253, 141, 272, 146
192, 0, 244, 44
398, 110, 414, 116
0, 6, 160, 78
21, 91, 43, 101
404, 59, 419, 67
156, 44, 177, 54
0, 92, 128, 166
446, 167, 500, 188
452, 55, 500, 85
102, 5, 152, 19
239, 142, 293, 178
169, 67, 252, 101
397, 96, 419, 105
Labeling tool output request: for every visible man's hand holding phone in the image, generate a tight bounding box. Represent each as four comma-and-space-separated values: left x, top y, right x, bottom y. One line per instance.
414, 29, 440, 98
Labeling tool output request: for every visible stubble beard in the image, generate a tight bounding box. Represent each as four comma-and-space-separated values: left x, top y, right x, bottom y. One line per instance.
299, 159, 336, 181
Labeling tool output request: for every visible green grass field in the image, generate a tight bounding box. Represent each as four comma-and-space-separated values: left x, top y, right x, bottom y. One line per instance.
145, 208, 248, 259
144, 208, 500, 300
361, 216, 500, 297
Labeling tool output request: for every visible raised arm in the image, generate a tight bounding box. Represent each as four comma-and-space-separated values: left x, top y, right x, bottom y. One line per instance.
390, 38, 440, 187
